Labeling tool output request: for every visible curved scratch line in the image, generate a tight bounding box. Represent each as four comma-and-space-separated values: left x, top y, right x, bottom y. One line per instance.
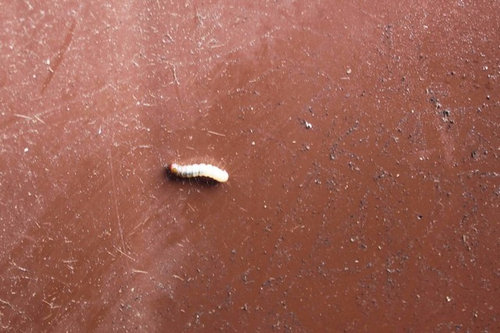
171, 64, 184, 112
109, 150, 126, 252
41, 20, 76, 93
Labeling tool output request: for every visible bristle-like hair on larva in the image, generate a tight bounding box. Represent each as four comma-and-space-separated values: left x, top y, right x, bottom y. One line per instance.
169, 163, 229, 183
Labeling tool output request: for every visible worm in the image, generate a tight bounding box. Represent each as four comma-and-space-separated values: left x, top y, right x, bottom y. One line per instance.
168, 163, 229, 183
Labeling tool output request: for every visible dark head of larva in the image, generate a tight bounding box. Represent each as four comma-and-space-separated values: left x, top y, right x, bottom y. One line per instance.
165, 164, 177, 179
165, 164, 185, 182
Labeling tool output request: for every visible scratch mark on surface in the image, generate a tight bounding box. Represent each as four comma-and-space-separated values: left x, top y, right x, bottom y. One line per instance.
23, 0, 33, 10
33, 114, 46, 124
13, 114, 34, 121
206, 129, 226, 137
186, 202, 196, 212
109, 150, 127, 253
41, 20, 76, 93
169, 62, 185, 112
0, 297, 24, 317
172, 274, 185, 281
0, 298, 14, 309
14, 113, 46, 125
10, 261, 28, 272
128, 217, 150, 237
114, 245, 136, 262
42, 299, 61, 309
171, 63, 180, 86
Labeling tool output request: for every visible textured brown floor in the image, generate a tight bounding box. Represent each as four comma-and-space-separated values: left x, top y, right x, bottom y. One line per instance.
0, 0, 498, 331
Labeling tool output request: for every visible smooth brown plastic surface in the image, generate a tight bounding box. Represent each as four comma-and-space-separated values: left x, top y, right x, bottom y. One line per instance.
1, 1, 498, 331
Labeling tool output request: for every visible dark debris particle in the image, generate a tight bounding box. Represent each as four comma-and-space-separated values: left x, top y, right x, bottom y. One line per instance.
428, 94, 443, 108
441, 109, 455, 124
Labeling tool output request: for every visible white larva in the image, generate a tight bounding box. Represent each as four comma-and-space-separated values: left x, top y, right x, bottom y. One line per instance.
169, 163, 229, 183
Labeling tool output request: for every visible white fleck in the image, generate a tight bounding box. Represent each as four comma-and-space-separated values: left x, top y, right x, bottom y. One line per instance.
304, 121, 313, 129
24, 147, 29, 153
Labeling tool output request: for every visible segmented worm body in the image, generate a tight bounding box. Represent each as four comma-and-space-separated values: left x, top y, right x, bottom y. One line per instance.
168, 163, 229, 183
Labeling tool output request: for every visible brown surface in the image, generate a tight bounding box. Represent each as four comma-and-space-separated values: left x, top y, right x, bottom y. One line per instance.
1, 0, 499, 331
